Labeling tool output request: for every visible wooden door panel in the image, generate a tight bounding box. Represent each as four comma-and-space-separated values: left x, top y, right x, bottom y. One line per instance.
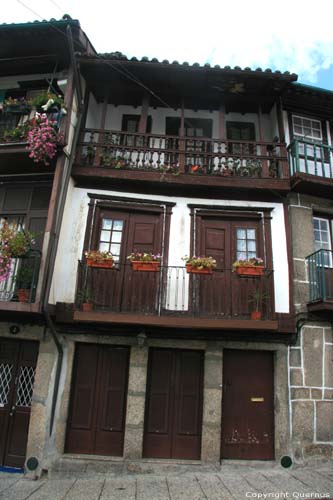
221, 349, 274, 460
143, 348, 203, 460
66, 344, 129, 457
0, 340, 38, 468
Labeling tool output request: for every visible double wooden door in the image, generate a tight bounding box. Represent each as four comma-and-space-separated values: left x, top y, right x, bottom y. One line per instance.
221, 349, 274, 460
143, 348, 203, 460
90, 208, 162, 313
0, 339, 38, 468
65, 344, 129, 457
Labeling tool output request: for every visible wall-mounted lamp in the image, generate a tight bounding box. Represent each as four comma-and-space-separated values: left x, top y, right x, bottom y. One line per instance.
137, 332, 147, 348
9, 325, 20, 335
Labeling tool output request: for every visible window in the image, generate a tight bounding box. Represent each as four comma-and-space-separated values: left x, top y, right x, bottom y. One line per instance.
236, 228, 257, 261
292, 115, 322, 141
226, 122, 255, 156
98, 218, 124, 263
313, 216, 332, 266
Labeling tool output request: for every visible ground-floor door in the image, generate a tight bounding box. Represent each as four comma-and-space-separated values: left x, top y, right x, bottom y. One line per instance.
221, 349, 274, 460
65, 344, 129, 457
0, 339, 38, 468
143, 348, 203, 460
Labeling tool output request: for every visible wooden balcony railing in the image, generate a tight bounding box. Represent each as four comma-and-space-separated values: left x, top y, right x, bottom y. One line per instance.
75, 129, 289, 179
76, 262, 275, 320
306, 249, 333, 303
0, 251, 41, 304
288, 139, 333, 178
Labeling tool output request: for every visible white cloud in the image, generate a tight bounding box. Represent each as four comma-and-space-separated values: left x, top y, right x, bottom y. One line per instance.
3, 0, 333, 87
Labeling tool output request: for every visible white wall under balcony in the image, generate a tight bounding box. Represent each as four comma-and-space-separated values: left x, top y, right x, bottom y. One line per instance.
51, 187, 290, 314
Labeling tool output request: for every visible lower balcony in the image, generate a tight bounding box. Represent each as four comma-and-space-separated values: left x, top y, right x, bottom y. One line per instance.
0, 251, 41, 312
73, 262, 278, 331
306, 249, 333, 314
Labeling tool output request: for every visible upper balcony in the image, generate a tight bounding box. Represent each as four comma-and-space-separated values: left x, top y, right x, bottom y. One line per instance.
72, 128, 290, 196
70, 261, 282, 333
288, 139, 333, 197
306, 249, 333, 315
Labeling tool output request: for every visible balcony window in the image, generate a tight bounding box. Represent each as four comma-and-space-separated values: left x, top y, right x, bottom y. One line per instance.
292, 115, 322, 142
236, 228, 257, 261
313, 216, 332, 267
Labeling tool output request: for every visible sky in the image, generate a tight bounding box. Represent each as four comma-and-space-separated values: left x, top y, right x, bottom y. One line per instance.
2, 0, 333, 91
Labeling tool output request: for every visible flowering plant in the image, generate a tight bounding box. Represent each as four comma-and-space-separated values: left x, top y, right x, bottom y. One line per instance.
127, 252, 161, 262
0, 254, 12, 283
27, 113, 63, 165
85, 250, 113, 261
232, 257, 264, 270
182, 255, 217, 270
0, 222, 35, 258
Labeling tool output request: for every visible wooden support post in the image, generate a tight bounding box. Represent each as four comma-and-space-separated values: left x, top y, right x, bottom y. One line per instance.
179, 100, 185, 173
94, 95, 108, 166
258, 104, 268, 177
138, 92, 150, 133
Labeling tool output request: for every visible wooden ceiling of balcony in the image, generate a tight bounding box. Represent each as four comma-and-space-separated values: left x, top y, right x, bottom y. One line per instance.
78, 57, 297, 113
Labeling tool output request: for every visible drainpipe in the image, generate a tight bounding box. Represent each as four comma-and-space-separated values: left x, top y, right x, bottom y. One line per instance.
41, 24, 85, 435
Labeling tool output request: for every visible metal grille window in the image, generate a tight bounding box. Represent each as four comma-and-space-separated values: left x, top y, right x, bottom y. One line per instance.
16, 365, 35, 407
99, 219, 124, 263
0, 363, 13, 406
236, 228, 257, 261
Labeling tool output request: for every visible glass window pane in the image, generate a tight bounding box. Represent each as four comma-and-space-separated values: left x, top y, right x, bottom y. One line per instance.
112, 231, 122, 243
237, 229, 246, 239
247, 229, 256, 239
314, 230, 320, 242
100, 230, 111, 242
237, 251, 247, 260
113, 220, 123, 230
248, 251, 257, 259
99, 242, 109, 252
237, 240, 246, 251
111, 243, 120, 255
248, 240, 256, 252
102, 219, 112, 230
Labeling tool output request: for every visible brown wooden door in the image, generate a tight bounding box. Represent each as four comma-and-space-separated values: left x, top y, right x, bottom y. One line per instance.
221, 349, 274, 460
65, 343, 129, 457
143, 348, 203, 460
0, 339, 38, 468
90, 209, 162, 313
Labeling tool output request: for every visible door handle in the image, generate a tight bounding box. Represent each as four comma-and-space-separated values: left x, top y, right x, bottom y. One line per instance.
250, 397, 264, 402
9, 405, 16, 416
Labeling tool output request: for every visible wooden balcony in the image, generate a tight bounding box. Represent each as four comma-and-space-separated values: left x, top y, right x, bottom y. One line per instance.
306, 249, 333, 315
288, 139, 333, 197
72, 129, 290, 195
72, 262, 279, 332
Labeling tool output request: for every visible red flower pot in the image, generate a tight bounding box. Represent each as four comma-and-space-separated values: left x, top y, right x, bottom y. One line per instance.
87, 258, 114, 269
131, 261, 160, 272
235, 266, 264, 276
17, 289, 30, 302
186, 264, 213, 274
82, 302, 93, 312
251, 311, 262, 320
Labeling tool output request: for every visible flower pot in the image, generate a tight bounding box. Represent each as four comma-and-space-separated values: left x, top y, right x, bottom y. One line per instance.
235, 265, 264, 276
87, 257, 114, 269
251, 311, 262, 320
17, 288, 30, 302
131, 261, 160, 272
82, 302, 93, 312
186, 264, 213, 274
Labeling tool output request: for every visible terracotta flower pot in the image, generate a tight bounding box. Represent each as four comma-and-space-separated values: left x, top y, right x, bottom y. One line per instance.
251, 311, 262, 320
186, 264, 213, 274
82, 302, 93, 312
235, 265, 264, 276
17, 289, 30, 302
87, 258, 114, 269
131, 261, 160, 272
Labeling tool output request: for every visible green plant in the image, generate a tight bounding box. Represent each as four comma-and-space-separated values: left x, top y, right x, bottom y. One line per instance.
2, 121, 31, 142
127, 252, 161, 262
85, 249, 113, 261
232, 257, 264, 270
182, 255, 217, 270
0, 222, 35, 257
248, 287, 269, 312
14, 266, 34, 289
31, 92, 65, 109
77, 287, 93, 303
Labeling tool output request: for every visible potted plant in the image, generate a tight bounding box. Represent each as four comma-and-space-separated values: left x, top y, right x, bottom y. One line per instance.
182, 255, 217, 274
0, 222, 35, 257
2, 121, 31, 143
127, 251, 161, 271
84, 249, 114, 268
77, 287, 94, 312
31, 92, 66, 113
14, 266, 34, 302
27, 112, 64, 166
233, 257, 264, 276
3, 96, 32, 114
248, 287, 269, 320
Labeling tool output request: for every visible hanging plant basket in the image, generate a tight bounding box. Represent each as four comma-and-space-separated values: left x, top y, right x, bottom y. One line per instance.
131, 261, 160, 272
235, 265, 264, 276
86, 257, 114, 269
186, 264, 213, 274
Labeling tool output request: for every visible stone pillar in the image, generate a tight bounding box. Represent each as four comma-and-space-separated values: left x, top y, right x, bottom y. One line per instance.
201, 345, 222, 463
123, 346, 148, 459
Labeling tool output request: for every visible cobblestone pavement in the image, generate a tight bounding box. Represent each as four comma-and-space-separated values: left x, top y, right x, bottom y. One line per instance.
0, 463, 332, 500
